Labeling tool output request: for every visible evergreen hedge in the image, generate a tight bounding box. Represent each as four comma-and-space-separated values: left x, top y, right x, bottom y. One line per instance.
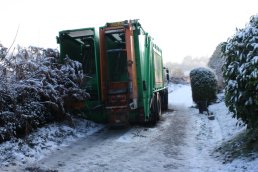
222, 14, 258, 128
190, 67, 218, 112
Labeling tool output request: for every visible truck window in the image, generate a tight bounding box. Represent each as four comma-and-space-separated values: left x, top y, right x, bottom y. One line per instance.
81, 37, 96, 75
105, 30, 128, 82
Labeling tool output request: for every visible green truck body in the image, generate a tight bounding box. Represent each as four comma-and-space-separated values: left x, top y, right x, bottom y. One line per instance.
57, 20, 168, 125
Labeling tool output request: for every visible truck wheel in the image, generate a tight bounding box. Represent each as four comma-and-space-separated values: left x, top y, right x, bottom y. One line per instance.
150, 94, 158, 125
162, 88, 168, 111
156, 93, 162, 121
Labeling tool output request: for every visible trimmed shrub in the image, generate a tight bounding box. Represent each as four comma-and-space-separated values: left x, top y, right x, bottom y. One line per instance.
190, 67, 218, 112
222, 14, 258, 128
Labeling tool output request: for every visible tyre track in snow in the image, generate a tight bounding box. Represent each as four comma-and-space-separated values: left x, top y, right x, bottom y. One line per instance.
182, 108, 224, 172
168, 84, 224, 171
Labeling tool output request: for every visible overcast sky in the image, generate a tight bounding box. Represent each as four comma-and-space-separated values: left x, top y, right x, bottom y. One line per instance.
0, 0, 257, 63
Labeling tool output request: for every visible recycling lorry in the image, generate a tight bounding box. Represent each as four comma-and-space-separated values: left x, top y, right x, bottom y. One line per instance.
57, 20, 168, 125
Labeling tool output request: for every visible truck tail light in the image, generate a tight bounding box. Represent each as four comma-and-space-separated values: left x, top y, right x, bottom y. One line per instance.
109, 94, 127, 105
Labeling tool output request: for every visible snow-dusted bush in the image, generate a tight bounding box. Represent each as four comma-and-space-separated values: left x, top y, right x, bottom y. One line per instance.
0, 43, 7, 59
0, 45, 88, 143
190, 67, 218, 112
208, 43, 225, 91
222, 14, 258, 128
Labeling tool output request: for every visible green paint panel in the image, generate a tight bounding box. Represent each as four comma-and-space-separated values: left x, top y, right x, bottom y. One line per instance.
58, 27, 103, 122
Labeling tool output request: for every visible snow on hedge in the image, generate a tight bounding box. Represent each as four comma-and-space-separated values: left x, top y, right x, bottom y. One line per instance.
190, 67, 218, 110
0, 45, 89, 143
0, 117, 103, 166
222, 14, 258, 128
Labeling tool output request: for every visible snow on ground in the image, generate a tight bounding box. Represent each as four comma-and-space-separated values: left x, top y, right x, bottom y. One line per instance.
0, 83, 257, 172
0, 117, 103, 167
169, 84, 245, 142
115, 84, 251, 172
116, 116, 172, 144
168, 84, 255, 172
209, 93, 246, 141
168, 83, 193, 108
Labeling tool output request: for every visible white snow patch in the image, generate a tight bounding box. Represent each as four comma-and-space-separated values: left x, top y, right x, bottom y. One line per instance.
209, 94, 246, 141
116, 116, 172, 143
168, 84, 193, 108
116, 128, 154, 143
225, 158, 258, 172
0, 117, 103, 166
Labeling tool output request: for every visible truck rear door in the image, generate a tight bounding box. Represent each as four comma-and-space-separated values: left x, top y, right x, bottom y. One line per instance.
99, 21, 138, 125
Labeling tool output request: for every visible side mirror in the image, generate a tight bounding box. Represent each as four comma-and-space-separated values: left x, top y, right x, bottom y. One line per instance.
56, 36, 60, 44
166, 69, 169, 82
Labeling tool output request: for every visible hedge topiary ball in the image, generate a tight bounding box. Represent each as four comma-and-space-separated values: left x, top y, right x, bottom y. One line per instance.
190, 67, 218, 108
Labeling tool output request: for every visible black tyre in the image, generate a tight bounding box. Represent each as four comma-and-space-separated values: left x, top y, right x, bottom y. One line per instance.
162, 88, 168, 111
156, 93, 162, 121
150, 94, 158, 125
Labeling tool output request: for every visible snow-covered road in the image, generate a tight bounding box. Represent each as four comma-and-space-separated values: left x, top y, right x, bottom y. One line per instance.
23, 85, 241, 171
19, 108, 209, 172
2, 84, 257, 172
